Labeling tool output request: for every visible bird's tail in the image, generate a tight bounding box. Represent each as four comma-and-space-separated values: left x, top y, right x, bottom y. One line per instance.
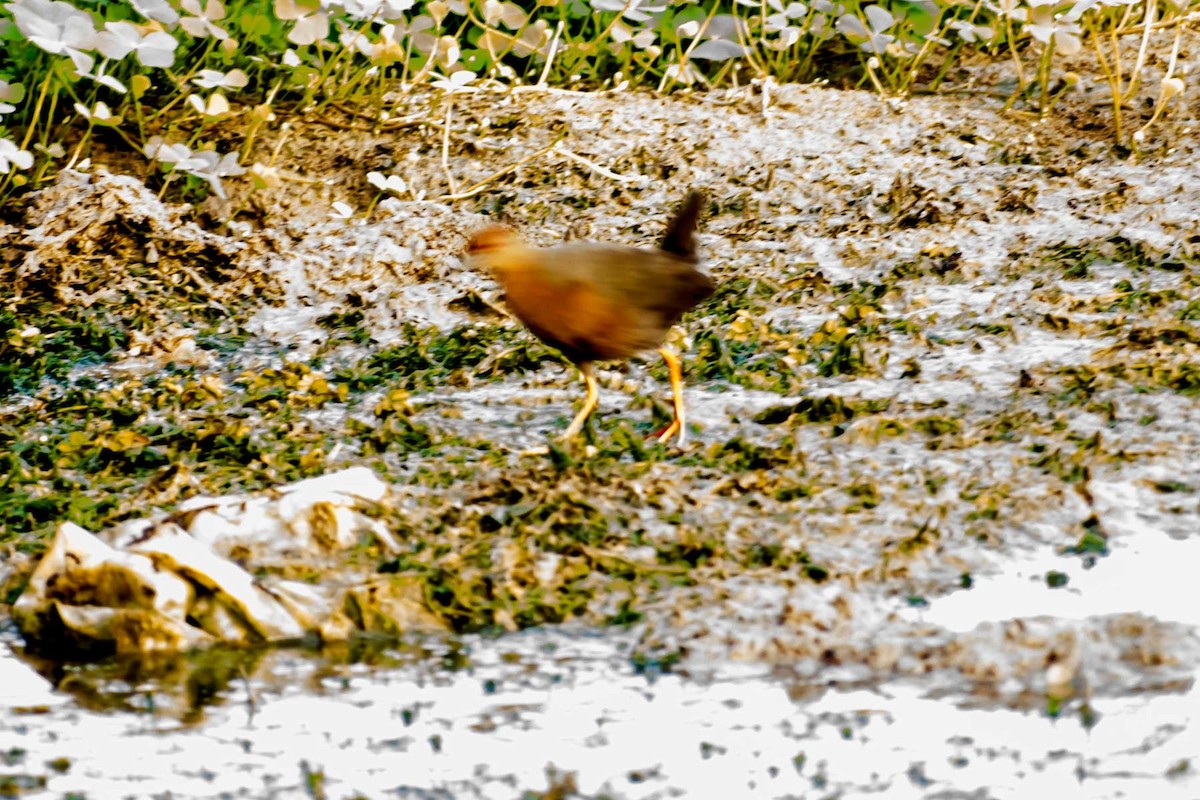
659, 191, 704, 260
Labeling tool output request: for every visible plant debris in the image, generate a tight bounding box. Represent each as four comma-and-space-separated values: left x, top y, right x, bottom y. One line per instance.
2, 84, 1198, 706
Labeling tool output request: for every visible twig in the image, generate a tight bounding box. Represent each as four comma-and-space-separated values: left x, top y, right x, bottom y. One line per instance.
1125, 0, 1157, 100
555, 147, 646, 183
268, 121, 291, 168
437, 135, 565, 201
319, 102, 441, 131
1117, 8, 1198, 36
441, 99, 458, 195
1133, 26, 1185, 144
241, 79, 281, 159
863, 57, 890, 104
177, 262, 231, 316
472, 292, 514, 321
1090, 26, 1123, 144
912, 87, 1011, 98
537, 19, 566, 88
395, 57, 438, 102
1003, 12, 1026, 94
310, 115, 376, 132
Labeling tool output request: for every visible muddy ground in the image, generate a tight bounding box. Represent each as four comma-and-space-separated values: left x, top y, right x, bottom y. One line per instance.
2, 79, 1200, 796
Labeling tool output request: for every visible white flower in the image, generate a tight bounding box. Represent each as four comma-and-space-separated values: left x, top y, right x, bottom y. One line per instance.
137, 30, 178, 67
34, 142, 66, 158
337, 23, 375, 57
146, 137, 244, 198
367, 171, 408, 195
434, 34, 459, 67
192, 68, 249, 90
81, 61, 127, 93
1026, 0, 1081, 55
610, 21, 657, 49
990, 0, 1028, 20
632, 28, 655, 48
183, 149, 245, 198
690, 39, 748, 61
129, 0, 179, 24
664, 61, 703, 85
330, 201, 354, 220
430, 69, 476, 91
0, 138, 34, 173
341, 0, 415, 20
948, 19, 994, 43
336, 0, 415, 20
590, 0, 662, 23
9, 0, 98, 74
247, 162, 281, 189
275, 0, 330, 45
74, 100, 121, 123
482, 0, 526, 29
836, 5, 894, 54
427, 0, 449, 24
95, 21, 141, 59
808, 3, 842, 37
367, 21, 424, 64
179, 0, 229, 40
186, 92, 232, 117
95, 21, 178, 67
1160, 77, 1185, 100
382, 15, 436, 54
146, 136, 202, 168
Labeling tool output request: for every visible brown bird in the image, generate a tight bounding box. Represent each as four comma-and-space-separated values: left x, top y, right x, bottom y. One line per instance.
467, 192, 714, 444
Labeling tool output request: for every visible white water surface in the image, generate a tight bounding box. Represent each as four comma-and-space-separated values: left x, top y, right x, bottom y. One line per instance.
2, 630, 1196, 800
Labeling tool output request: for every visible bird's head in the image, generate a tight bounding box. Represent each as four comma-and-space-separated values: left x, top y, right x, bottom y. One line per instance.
467, 226, 518, 256
466, 225, 530, 281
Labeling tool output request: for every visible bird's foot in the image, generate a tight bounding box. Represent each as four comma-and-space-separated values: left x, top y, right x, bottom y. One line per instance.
648, 420, 685, 446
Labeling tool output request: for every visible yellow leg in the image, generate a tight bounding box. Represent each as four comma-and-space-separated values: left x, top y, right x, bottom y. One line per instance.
655, 347, 687, 446
559, 362, 598, 441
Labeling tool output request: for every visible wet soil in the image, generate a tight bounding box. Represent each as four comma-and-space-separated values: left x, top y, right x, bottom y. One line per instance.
2, 81, 1199, 796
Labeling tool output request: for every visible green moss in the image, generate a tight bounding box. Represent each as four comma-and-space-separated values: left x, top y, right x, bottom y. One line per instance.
913, 415, 961, 438
704, 276, 780, 319
845, 481, 881, 511
1064, 516, 1108, 557
336, 323, 550, 393
1030, 236, 1180, 281
690, 328, 799, 391
753, 395, 890, 426
687, 436, 802, 471
0, 306, 130, 398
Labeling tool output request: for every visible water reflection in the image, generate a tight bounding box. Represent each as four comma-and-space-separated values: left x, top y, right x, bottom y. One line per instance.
2, 628, 1197, 799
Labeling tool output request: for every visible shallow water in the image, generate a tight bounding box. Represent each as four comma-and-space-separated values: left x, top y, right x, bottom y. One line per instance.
917, 522, 1200, 632
3, 628, 1196, 800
